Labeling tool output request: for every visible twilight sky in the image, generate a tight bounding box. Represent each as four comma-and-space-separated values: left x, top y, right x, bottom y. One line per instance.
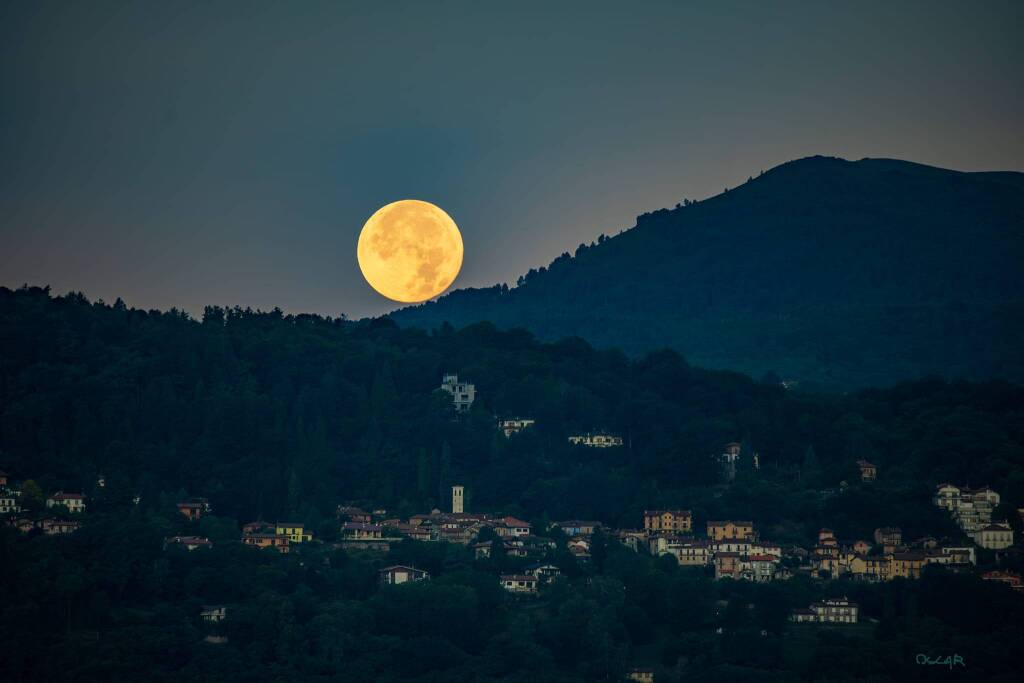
2, 1, 1022, 319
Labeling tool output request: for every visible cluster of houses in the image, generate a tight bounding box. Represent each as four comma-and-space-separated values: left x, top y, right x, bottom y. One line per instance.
644, 512, 787, 581
2, 470, 86, 536
805, 527, 980, 582
934, 483, 1014, 549
240, 521, 313, 553
333, 498, 563, 565
5, 437, 1023, 644
149, 475, 1024, 608
638, 507, 1008, 588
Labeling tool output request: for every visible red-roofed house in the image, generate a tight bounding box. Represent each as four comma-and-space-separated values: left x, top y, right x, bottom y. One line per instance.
242, 532, 289, 553
177, 498, 210, 520
981, 570, 1023, 591
341, 522, 383, 540
856, 460, 877, 482
495, 516, 531, 537
714, 552, 741, 579
46, 492, 85, 513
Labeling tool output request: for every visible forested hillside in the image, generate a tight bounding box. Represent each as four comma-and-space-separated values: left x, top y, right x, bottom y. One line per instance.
2, 285, 1023, 539
391, 156, 1024, 389
3, 285, 1024, 682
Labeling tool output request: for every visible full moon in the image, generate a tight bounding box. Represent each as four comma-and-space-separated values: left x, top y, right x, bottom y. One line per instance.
357, 199, 464, 303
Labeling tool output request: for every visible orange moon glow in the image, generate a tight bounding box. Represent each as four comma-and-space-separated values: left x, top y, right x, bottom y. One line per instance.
357, 199, 464, 303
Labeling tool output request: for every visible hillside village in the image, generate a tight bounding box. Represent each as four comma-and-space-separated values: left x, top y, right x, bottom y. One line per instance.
4, 374, 1022, 649
3, 291, 1024, 681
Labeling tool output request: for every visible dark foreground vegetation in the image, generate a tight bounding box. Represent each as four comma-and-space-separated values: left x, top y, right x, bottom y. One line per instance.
1, 285, 1024, 681
2, 515, 1023, 683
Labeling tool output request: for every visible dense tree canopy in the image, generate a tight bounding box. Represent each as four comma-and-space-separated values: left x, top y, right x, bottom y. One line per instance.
2, 285, 1024, 681
2, 285, 1023, 532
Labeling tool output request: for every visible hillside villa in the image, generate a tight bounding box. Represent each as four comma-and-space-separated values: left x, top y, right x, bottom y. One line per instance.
643, 509, 692, 534
46, 492, 85, 513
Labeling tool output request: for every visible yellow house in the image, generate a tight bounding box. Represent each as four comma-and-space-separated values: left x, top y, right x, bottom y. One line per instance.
643, 510, 692, 533
847, 554, 870, 579
275, 522, 313, 543
707, 520, 755, 541
869, 556, 892, 581
890, 552, 925, 579
847, 554, 889, 582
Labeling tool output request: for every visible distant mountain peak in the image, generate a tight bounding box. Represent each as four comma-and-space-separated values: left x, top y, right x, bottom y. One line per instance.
390, 156, 1024, 389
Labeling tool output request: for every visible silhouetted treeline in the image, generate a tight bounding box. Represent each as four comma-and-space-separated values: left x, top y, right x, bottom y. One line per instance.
2, 285, 1024, 535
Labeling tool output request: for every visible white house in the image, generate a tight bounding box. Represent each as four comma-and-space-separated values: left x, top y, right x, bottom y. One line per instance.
500, 574, 538, 594
977, 522, 1014, 550
712, 539, 754, 555
200, 605, 227, 622
568, 433, 623, 448
744, 554, 779, 583
654, 537, 711, 566
498, 418, 535, 437
524, 563, 561, 584
46, 492, 85, 513
440, 374, 475, 412
0, 493, 19, 514
791, 597, 858, 624
935, 484, 1002, 539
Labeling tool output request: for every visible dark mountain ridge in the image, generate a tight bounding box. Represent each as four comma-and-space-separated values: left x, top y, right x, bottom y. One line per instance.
390, 156, 1024, 389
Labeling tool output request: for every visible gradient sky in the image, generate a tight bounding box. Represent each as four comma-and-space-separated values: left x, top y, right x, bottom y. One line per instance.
2, 1, 1022, 319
